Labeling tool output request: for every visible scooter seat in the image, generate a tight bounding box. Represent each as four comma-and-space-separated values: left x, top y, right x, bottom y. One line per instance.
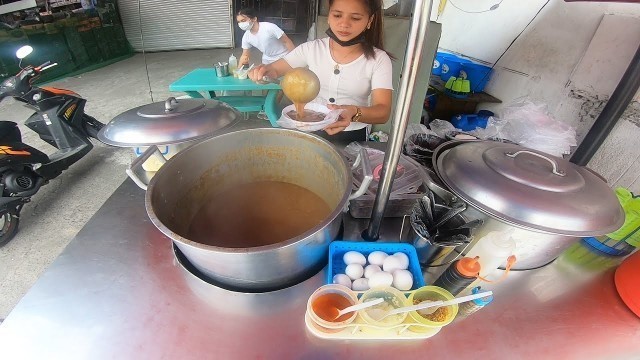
0, 121, 22, 143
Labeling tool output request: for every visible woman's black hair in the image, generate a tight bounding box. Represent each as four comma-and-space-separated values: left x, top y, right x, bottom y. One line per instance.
237, 7, 258, 19
328, 0, 392, 60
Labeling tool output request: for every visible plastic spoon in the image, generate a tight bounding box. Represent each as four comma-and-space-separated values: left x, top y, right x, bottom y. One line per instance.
417, 290, 494, 316
373, 291, 493, 321
330, 297, 384, 320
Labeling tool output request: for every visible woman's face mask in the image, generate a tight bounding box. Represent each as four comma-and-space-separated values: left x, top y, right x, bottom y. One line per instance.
238, 20, 253, 31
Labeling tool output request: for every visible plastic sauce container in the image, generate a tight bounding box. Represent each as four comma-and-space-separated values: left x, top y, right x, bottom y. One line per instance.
433, 256, 481, 296
466, 230, 515, 278
307, 284, 358, 333
407, 286, 458, 334
359, 287, 410, 333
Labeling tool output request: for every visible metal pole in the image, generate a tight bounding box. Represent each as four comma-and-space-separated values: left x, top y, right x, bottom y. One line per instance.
365, 0, 433, 240
570, 42, 640, 166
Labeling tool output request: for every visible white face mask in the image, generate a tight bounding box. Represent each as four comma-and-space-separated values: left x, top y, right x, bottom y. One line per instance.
238, 20, 253, 31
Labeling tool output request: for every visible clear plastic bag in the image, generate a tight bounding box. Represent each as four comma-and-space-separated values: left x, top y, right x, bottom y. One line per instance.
277, 103, 343, 132
497, 101, 577, 157
428, 119, 457, 139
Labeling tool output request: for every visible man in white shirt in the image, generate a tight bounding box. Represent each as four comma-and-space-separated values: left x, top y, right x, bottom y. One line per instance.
236, 8, 295, 66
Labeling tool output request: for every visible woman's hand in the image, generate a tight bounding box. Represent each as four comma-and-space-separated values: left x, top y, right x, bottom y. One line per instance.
324, 104, 357, 135
249, 64, 277, 83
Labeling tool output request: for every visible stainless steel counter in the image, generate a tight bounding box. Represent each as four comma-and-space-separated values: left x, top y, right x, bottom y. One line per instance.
0, 179, 638, 359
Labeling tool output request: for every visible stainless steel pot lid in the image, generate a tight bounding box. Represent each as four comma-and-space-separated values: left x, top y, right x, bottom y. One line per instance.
435, 141, 624, 236
98, 97, 240, 147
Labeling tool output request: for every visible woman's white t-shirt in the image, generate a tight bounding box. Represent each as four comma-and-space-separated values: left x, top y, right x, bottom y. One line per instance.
242, 22, 290, 64
284, 37, 393, 131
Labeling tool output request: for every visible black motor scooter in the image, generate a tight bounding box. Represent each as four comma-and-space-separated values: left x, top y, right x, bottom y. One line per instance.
0, 45, 104, 246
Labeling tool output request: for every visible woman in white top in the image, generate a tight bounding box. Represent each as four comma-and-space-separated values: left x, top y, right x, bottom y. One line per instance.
250, 0, 393, 141
237, 8, 296, 66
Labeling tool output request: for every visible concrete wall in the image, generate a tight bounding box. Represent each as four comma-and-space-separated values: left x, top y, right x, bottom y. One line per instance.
434, 0, 640, 192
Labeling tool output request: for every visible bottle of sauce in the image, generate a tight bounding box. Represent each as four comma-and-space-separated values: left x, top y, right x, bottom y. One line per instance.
228, 53, 238, 77
433, 256, 481, 296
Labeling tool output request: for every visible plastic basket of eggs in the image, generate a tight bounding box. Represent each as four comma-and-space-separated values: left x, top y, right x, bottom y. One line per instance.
327, 241, 425, 292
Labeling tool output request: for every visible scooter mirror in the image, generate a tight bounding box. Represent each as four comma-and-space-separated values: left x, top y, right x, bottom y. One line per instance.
16, 45, 33, 60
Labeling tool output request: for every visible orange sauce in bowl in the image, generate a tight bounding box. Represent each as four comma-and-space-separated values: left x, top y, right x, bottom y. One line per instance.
311, 293, 354, 322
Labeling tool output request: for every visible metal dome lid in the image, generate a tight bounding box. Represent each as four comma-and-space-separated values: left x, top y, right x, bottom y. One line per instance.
434, 141, 624, 236
98, 97, 240, 147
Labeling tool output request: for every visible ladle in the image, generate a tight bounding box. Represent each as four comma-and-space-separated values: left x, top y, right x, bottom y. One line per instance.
329, 297, 384, 320
280, 68, 320, 120
373, 291, 493, 321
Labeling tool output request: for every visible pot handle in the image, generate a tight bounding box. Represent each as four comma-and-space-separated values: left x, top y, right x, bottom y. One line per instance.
505, 150, 566, 177
165, 97, 178, 112
126, 145, 167, 190
348, 148, 373, 200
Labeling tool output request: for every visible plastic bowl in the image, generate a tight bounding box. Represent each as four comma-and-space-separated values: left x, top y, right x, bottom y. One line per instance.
407, 286, 458, 333
307, 284, 358, 333
359, 286, 410, 332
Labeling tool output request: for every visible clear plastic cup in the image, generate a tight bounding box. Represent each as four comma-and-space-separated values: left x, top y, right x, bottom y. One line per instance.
407, 286, 458, 333
359, 286, 410, 333
307, 284, 358, 333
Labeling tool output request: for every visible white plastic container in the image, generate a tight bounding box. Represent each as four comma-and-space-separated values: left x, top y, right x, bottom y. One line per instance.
466, 230, 515, 278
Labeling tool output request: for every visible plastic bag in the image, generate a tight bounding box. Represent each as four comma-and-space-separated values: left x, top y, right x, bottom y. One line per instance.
344, 142, 384, 159
428, 119, 457, 139
276, 103, 343, 132
497, 101, 577, 157
403, 124, 446, 164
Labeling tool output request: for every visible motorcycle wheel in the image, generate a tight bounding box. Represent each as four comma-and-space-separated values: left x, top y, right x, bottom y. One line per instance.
82, 114, 104, 139
0, 209, 19, 247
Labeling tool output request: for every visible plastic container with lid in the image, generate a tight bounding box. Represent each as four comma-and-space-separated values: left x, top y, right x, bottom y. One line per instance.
466, 230, 516, 278
352, 152, 422, 196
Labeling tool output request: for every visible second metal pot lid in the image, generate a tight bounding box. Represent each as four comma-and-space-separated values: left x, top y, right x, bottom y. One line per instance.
435, 141, 624, 236
98, 97, 241, 147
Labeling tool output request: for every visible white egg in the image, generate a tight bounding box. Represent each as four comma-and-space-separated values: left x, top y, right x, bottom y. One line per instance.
392, 269, 414, 291
367, 251, 388, 266
352, 278, 370, 291
392, 252, 410, 270
343, 251, 367, 266
368, 271, 393, 288
364, 264, 382, 279
333, 274, 352, 289
383, 255, 404, 273
345, 264, 364, 280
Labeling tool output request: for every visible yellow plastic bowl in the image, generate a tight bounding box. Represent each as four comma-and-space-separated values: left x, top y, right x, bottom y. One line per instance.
407, 286, 458, 333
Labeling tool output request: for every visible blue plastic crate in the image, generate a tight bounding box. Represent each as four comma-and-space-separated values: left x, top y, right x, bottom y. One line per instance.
460, 62, 493, 92
327, 241, 426, 290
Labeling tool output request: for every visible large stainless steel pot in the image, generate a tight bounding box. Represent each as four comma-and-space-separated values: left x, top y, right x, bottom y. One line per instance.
144, 128, 365, 291
430, 140, 625, 270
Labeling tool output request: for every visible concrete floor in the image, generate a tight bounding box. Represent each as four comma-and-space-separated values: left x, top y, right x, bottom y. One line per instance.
0, 48, 269, 320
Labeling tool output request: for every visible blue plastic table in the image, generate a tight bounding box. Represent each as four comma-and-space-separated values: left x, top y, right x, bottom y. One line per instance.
169, 68, 282, 127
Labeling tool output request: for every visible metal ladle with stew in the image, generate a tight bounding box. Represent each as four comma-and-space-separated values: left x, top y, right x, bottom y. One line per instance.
279, 68, 321, 121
